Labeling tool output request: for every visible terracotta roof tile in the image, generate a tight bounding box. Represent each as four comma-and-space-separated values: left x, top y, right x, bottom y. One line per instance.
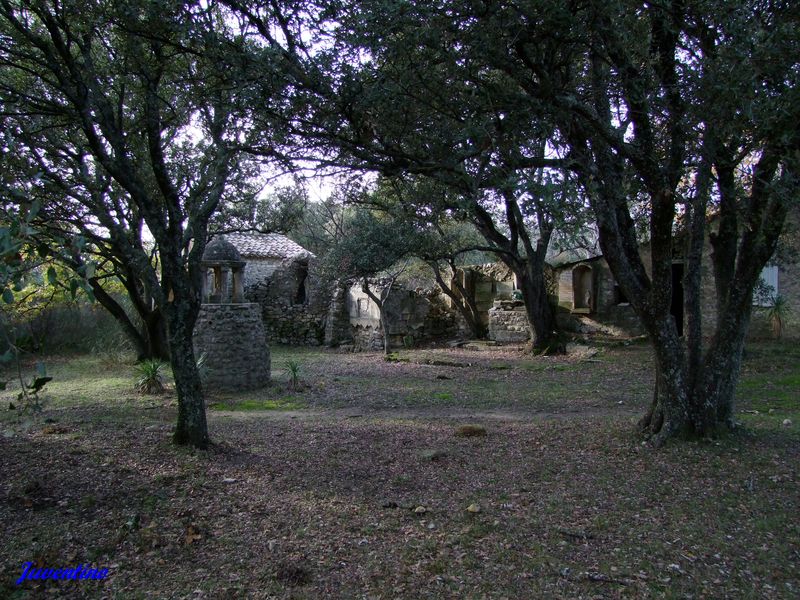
226, 232, 313, 259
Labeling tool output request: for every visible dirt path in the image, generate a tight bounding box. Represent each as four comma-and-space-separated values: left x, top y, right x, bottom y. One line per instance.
209, 404, 642, 422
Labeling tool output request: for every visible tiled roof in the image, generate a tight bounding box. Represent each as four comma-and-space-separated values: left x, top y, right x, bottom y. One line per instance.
547, 247, 603, 269
225, 232, 313, 259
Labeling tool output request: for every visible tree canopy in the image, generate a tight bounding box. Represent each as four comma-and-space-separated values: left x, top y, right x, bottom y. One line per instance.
0, 0, 307, 447
2, 0, 797, 447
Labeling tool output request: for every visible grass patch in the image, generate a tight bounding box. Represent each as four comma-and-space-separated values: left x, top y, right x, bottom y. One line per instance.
210, 397, 306, 411
737, 342, 800, 417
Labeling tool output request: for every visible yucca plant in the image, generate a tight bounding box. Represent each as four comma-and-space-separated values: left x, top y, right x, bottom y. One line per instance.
765, 295, 789, 340
135, 359, 167, 394
285, 359, 301, 391
196, 351, 209, 381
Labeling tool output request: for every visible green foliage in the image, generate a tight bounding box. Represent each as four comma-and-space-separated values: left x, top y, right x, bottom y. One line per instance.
5, 361, 52, 415
196, 352, 210, 382
210, 397, 306, 411
0, 203, 39, 301
326, 207, 418, 282
134, 360, 167, 395
764, 296, 790, 340
285, 359, 302, 391
212, 184, 308, 235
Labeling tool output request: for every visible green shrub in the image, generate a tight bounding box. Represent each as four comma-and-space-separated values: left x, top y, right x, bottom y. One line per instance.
134, 359, 167, 394
285, 359, 301, 390
765, 295, 790, 339
196, 352, 209, 381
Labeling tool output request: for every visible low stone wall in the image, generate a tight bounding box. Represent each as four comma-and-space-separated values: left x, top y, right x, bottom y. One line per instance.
346, 286, 459, 351
193, 303, 271, 390
262, 304, 325, 346
488, 302, 531, 343
352, 324, 385, 351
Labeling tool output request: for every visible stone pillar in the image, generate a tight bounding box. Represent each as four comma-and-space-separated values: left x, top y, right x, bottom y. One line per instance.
201, 268, 210, 303
232, 268, 245, 303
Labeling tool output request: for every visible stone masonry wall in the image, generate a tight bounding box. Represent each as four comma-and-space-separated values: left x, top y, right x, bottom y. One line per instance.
694, 231, 800, 340
488, 302, 531, 343
352, 324, 385, 351
193, 303, 271, 390
324, 282, 353, 347
245, 257, 327, 345
243, 258, 282, 289
346, 285, 458, 351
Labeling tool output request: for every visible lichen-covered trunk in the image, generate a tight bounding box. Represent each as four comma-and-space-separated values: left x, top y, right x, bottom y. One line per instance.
692, 296, 752, 433
165, 294, 208, 449
516, 263, 561, 353
637, 317, 690, 445
639, 305, 752, 444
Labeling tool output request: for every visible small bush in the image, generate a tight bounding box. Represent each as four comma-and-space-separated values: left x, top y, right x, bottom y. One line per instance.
764, 295, 789, 339
134, 359, 167, 395
285, 359, 301, 390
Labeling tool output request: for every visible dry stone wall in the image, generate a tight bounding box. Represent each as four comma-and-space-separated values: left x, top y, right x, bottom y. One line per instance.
488, 301, 531, 342
192, 303, 271, 390
324, 283, 353, 347
245, 257, 327, 345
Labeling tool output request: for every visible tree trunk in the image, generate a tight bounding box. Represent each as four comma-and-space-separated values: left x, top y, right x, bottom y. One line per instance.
468, 195, 561, 350
636, 317, 691, 445
143, 309, 170, 361
684, 151, 712, 390
89, 279, 150, 358
164, 292, 209, 449
362, 278, 392, 355
88, 276, 170, 361
430, 263, 487, 339
513, 261, 561, 353
378, 305, 390, 356
691, 289, 753, 433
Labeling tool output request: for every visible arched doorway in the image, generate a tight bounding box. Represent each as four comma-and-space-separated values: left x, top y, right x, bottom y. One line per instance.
572, 265, 593, 312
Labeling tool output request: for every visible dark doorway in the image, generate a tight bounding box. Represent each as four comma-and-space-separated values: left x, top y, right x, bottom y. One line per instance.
671, 262, 684, 337
294, 262, 308, 305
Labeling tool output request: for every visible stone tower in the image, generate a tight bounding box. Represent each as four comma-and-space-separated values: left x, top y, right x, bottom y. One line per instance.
192, 235, 271, 390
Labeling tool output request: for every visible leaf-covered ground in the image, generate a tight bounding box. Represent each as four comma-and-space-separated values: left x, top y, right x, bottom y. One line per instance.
1, 340, 798, 599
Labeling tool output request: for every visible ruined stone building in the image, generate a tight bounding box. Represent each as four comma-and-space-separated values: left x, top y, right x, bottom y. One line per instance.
448, 222, 800, 343
340, 282, 457, 351
447, 263, 531, 342
219, 219, 799, 350
227, 233, 327, 345
548, 248, 646, 337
